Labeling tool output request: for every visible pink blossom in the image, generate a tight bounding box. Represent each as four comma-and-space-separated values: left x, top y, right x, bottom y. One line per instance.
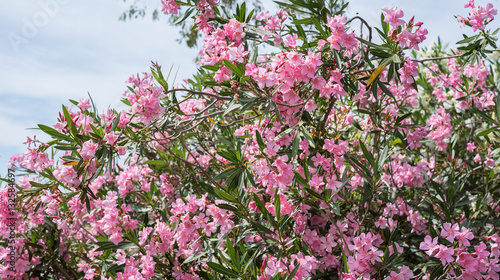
420, 235, 439, 256
441, 222, 459, 243
485, 158, 496, 167
78, 98, 91, 111
382, 6, 405, 28
457, 227, 474, 247
161, 0, 180, 14
435, 245, 455, 265
467, 142, 477, 151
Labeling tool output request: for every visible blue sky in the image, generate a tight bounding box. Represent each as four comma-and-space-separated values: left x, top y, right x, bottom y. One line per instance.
0, 0, 498, 173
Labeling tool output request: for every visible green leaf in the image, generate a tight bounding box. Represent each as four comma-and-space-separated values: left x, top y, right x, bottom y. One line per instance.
357, 37, 381, 49
303, 186, 323, 200
207, 262, 240, 278
223, 59, 244, 77
477, 126, 498, 137
144, 160, 168, 166
456, 34, 479, 45
471, 107, 495, 126
249, 220, 275, 235
95, 241, 137, 252
274, 192, 281, 219
312, 18, 327, 37
300, 127, 315, 148
214, 188, 237, 203
291, 18, 313, 25
110, 112, 121, 131
429, 263, 444, 280
378, 80, 395, 100
202, 65, 220, 72
224, 102, 242, 117
38, 124, 73, 142
291, 133, 300, 159
173, 7, 195, 24
256, 130, 266, 151
245, 25, 274, 36
273, 126, 295, 141
359, 141, 376, 171
391, 54, 401, 64
217, 203, 239, 212
293, 171, 309, 188
378, 145, 389, 170
345, 154, 372, 178
226, 236, 241, 272
286, 262, 301, 280
253, 193, 268, 215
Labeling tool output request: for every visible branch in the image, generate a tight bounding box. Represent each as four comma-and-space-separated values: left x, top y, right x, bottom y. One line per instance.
167, 88, 232, 101
412, 53, 464, 63
347, 16, 372, 42
419, 62, 468, 95
319, 97, 337, 132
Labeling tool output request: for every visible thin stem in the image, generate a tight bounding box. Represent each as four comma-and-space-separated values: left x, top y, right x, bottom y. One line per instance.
412, 53, 463, 63
320, 97, 337, 133
166, 88, 232, 101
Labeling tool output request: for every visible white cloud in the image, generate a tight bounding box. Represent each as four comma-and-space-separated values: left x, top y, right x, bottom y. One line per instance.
0, 0, 199, 168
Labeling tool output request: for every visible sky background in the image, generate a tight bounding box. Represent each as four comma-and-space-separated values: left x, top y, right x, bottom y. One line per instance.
0, 0, 498, 174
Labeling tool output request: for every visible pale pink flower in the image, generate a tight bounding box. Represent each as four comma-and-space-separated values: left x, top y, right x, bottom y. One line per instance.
441, 222, 459, 243
382, 6, 405, 28
467, 142, 477, 151
420, 235, 439, 256
435, 245, 455, 265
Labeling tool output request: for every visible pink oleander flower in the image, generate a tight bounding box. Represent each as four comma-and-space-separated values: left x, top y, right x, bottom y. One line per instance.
465, 0, 475, 9
459, 2, 497, 31
457, 227, 474, 247
103, 132, 118, 145
77, 98, 91, 111
79, 140, 97, 161
467, 142, 477, 151
382, 6, 405, 28
385, 265, 414, 280
420, 235, 439, 256
441, 222, 460, 243
484, 158, 496, 167
435, 245, 455, 265
161, 0, 180, 15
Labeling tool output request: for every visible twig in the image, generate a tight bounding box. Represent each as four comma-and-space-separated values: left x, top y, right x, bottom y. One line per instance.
166, 88, 232, 100
347, 16, 372, 42
419, 62, 468, 95
412, 54, 463, 63
319, 97, 337, 132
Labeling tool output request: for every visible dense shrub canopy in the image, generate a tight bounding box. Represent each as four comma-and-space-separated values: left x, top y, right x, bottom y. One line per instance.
1, 0, 500, 279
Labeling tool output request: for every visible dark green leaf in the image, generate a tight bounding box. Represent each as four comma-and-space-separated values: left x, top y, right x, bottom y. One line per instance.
207, 262, 240, 278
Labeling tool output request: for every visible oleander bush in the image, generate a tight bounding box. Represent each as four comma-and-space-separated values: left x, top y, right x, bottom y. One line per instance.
1, 0, 500, 279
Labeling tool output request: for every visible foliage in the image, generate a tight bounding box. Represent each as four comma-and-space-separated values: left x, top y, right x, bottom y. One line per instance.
1, 0, 500, 279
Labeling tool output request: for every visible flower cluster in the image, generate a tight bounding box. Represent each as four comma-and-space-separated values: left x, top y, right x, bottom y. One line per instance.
2, 1, 500, 279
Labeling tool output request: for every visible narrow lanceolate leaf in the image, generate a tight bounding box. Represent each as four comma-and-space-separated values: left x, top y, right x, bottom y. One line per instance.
366, 63, 389, 87
286, 263, 301, 280
223, 102, 242, 117
359, 141, 376, 171
274, 192, 281, 219
226, 236, 241, 271
291, 134, 300, 159
378, 81, 395, 100
207, 262, 239, 278
223, 59, 244, 77
173, 7, 195, 24
38, 124, 73, 142
477, 126, 498, 137
255, 130, 266, 151
95, 241, 137, 252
